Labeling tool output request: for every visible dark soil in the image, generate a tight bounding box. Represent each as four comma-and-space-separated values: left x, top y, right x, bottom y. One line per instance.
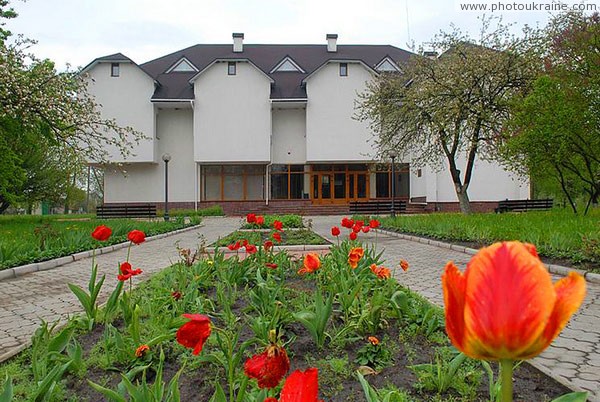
63, 277, 572, 402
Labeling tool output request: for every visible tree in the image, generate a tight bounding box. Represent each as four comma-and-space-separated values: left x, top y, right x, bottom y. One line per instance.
0, 0, 146, 213
503, 12, 600, 215
357, 18, 539, 213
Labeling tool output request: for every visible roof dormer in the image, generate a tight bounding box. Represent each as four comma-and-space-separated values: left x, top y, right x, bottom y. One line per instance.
375, 57, 400, 73
270, 56, 305, 73
166, 57, 199, 73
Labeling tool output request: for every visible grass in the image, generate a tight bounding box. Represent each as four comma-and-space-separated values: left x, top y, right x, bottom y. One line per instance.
374, 209, 600, 269
0, 214, 202, 270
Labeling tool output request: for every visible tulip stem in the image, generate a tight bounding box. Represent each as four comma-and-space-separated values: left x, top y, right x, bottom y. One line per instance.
500, 359, 514, 402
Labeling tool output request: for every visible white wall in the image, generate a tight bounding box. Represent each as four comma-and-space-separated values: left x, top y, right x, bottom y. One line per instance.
420, 154, 529, 202
104, 108, 196, 203
272, 108, 306, 164
305, 62, 376, 162
193, 61, 271, 163
86, 62, 155, 162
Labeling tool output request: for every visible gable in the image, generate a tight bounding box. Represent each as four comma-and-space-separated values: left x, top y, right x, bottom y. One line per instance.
270, 56, 305, 73
375, 57, 400, 72
166, 57, 199, 73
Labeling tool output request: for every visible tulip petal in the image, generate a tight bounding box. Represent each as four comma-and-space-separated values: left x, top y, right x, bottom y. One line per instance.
521, 272, 587, 358
463, 242, 555, 359
279, 368, 319, 402
442, 262, 468, 353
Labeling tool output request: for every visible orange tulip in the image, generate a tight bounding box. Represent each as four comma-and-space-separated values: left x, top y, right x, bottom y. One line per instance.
442, 241, 586, 361
298, 253, 321, 275
348, 247, 364, 269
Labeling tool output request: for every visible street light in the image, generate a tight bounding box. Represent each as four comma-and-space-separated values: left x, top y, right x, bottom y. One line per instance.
389, 151, 397, 218
162, 153, 171, 221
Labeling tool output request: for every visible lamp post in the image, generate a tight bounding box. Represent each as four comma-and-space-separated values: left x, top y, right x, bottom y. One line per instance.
389, 151, 397, 218
162, 153, 171, 221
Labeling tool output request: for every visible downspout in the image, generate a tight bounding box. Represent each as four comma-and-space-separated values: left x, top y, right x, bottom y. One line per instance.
266, 99, 274, 206
191, 99, 198, 211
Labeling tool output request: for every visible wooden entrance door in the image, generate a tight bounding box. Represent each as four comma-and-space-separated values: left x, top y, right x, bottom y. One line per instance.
311, 167, 369, 204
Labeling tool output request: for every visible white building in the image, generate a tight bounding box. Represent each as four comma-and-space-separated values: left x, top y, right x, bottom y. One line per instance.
83, 34, 529, 215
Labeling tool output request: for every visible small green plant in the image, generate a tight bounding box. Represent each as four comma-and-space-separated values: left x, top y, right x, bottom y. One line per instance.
0, 376, 13, 402
68, 252, 105, 330
294, 290, 334, 349
409, 349, 480, 397
89, 348, 184, 402
356, 371, 411, 402
354, 337, 393, 371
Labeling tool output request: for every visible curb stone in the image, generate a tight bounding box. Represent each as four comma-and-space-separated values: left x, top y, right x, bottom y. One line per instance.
1, 224, 204, 282
378, 228, 599, 284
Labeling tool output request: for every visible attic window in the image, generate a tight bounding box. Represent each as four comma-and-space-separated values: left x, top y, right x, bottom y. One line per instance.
339, 63, 348, 77
376, 58, 400, 72
111, 63, 120, 77
228, 62, 236, 75
170, 58, 198, 72
270, 57, 305, 73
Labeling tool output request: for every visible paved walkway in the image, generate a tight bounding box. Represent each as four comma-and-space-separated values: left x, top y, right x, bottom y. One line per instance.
0, 215, 598, 400
0, 216, 241, 361
308, 215, 600, 401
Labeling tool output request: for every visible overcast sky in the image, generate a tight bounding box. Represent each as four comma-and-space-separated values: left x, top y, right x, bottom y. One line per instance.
5, 0, 596, 69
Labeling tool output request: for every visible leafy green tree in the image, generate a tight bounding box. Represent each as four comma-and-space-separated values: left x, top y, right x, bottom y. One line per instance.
503, 12, 600, 214
357, 18, 539, 213
0, 0, 145, 213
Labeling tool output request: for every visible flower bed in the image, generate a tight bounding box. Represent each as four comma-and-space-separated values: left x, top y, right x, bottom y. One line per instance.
0, 218, 586, 402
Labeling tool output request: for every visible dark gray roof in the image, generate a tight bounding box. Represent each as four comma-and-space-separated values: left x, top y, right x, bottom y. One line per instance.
138, 44, 413, 100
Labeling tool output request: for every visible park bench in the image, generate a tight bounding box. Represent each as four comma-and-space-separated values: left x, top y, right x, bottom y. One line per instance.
494, 198, 553, 213
349, 200, 407, 215
96, 204, 157, 219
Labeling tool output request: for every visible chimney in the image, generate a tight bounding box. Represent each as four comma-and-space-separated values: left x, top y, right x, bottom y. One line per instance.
326, 33, 338, 53
233, 32, 244, 53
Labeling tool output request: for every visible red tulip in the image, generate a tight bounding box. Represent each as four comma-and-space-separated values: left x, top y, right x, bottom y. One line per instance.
361, 226, 370, 233
91, 225, 112, 241
341, 217, 354, 229
176, 314, 211, 355
244, 344, 290, 389
273, 220, 283, 231
297, 253, 321, 275
245, 244, 257, 254
331, 226, 341, 236
227, 241, 241, 251
400, 259, 409, 272
256, 215, 265, 226
272, 232, 282, 243
117, 262, 142, 281
127, 229, 146, 245
279, 368, 320, 402
442, 241, 586, 361
246, 213, 256, 224
369, 264, 391, 279
349, 232, 357, 241
369, 219, 380, 229
264, 240, 274, 251
265, 263, 278, 269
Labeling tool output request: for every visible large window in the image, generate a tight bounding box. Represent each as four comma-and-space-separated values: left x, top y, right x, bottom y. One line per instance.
202, 165, 264, 201
270, 165, 305, 199
375, 163, 410, 198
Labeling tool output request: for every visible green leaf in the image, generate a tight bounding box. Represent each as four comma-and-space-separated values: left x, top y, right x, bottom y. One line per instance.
32, 361, 71, 402
356, 371, 380, 402
67, 283, 91, 313
0, 376, 13, 402
87, 380, 127, 402
47, 325, 73, 355
210, 383, 227, 402
551, 392, 589, 402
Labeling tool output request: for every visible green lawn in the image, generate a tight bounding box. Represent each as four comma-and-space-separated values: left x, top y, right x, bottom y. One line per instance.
0, 214, 201, 270
376, 209, 600, 269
